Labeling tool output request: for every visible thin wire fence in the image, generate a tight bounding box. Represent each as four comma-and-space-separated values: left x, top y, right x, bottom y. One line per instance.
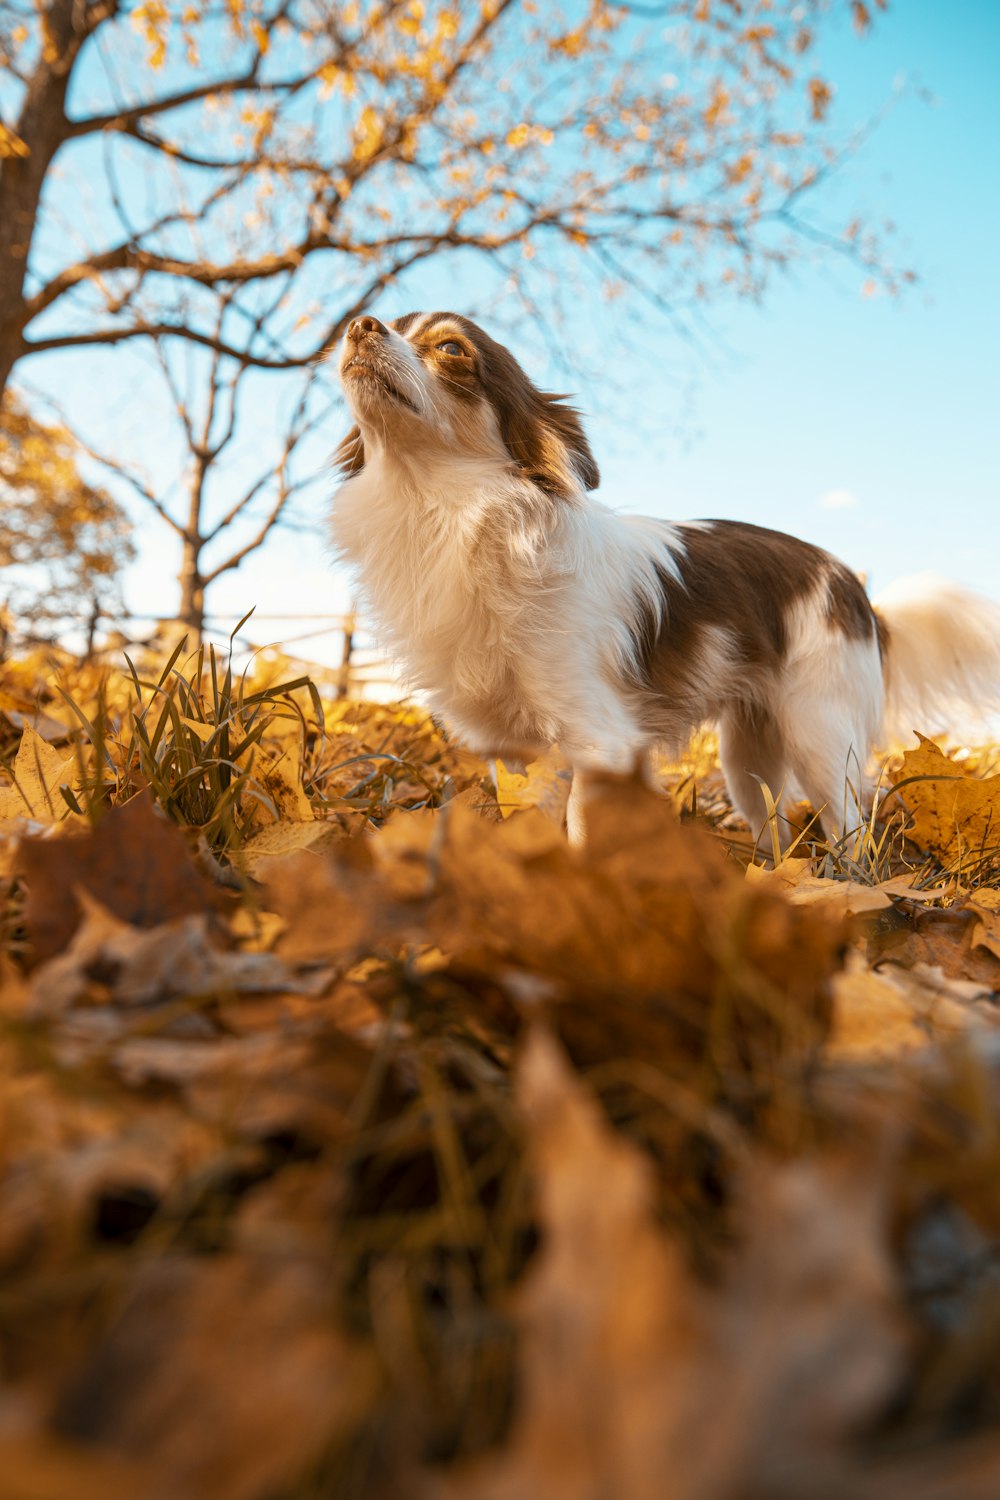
2, 601, 400, 701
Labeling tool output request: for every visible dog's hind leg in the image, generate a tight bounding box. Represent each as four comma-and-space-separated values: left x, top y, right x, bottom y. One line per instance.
718, 703, 794, 846
779, 634, 883, 843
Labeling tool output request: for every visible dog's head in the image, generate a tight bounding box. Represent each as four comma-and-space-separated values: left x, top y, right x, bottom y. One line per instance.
335, 311, 599, 498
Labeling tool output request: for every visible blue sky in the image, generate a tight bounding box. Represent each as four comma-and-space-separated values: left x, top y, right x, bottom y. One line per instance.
603, 0, 1000, 601
15, 0, 1000, 664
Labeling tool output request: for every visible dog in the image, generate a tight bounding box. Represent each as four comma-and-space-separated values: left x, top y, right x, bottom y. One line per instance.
331, 311, 1000, 844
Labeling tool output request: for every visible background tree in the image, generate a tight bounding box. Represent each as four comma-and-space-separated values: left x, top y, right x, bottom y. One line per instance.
0, 0, 898, 629
59, 305, 339, 635
0, 393, 135, 651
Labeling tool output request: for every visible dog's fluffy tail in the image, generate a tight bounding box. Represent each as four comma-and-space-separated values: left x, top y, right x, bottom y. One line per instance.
873, 573, 1000, 747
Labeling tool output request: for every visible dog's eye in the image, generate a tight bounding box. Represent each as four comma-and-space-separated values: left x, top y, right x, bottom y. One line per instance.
437, 340, 465, 356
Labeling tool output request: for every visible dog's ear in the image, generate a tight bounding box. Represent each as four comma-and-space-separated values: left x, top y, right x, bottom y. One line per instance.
497, 390, 599, 499
539, 394, 600, 494
335, 425, 365, 476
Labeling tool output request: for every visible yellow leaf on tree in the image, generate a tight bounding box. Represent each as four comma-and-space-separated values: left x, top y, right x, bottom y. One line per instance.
352, 105, 385, 162
892, 734, 1000, 861
0, 122, 30, 159
0, 726, 78, 823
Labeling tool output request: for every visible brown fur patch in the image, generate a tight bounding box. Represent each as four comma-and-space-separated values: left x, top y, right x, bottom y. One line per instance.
334, 424, 365, 475
633, 521, 877, 717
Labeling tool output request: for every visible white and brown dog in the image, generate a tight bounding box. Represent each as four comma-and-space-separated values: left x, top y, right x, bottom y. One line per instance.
332, 311, 1000, 844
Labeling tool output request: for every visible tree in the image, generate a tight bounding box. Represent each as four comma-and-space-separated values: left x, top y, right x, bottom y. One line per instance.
0, 0, 899, 395
63, 309, 338, 634
0, 392, 135, 647
0, 0, 898, 627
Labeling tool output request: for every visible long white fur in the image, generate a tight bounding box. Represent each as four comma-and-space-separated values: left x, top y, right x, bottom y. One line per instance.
333, 318, 1000, 844
333, 444, 683, 773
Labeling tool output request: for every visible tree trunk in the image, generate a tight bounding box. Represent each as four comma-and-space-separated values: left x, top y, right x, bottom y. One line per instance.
0, 1, 111, 399
178, 539, 206, 644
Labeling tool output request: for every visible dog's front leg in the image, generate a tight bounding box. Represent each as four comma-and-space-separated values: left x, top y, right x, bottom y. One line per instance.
565, 771, 588, 848
565, 753, 658, 847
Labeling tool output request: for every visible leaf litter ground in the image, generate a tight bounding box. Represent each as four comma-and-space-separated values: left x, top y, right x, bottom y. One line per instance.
2, 646, 1000, 1500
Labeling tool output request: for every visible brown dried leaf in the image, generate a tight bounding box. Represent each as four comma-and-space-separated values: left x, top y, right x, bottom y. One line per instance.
238, 816, 340, 876
28, 894, 331, 1012
56, 1256, 377, 1500
495, 747, 573, 824
426, 788, 842, 1078
749, 857, 893, 915
109, 1023, 380, 1146
970, 889, 1000, 961
442, 1030, 906, 1500
16, 792, 226, 967
0, 1434, 147, 1500
262, 842, 391, 962
829, 951, 977, 1061
867, 905, 1000, 990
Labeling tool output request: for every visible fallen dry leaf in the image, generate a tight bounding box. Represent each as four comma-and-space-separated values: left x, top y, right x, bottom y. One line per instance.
866, 904, 1000, 991
829, 951, 978, 1061
0, 726, 78, 824
495, 747, 573, 825
0, 1434, 147, 1500
970, 889, 1000, 961
238, 816, 340, 876
425, 789, 843, 1084
877, 875, 959, 903
28, 894, 332, 1012
748, 857, 893, 915
439, 1028, 907, 1500
244, 739, 315, 827
261, 842, 395, 962
15, 792, 227, 966
55, 1256, 377, 1500
893, 736, 1000, 860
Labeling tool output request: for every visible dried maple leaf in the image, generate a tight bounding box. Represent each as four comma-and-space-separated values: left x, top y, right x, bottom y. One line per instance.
892, 736, 1000, 861
425, 788, 843, 1082
261, 841, 394, 963
15, 792, 226, 967
0, 725, 79, 824
866, 905, 1000, 990
495, 746, 573, 824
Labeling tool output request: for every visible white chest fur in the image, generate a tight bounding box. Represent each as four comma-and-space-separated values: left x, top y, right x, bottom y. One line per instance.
331, 456, 569, 751
332, 454, 681, 763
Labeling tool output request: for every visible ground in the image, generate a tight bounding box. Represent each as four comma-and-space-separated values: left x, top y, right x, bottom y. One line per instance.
2, 643, 1000, 1500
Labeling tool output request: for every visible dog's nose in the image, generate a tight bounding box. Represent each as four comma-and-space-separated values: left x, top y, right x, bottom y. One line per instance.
347, 315, 388, 344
